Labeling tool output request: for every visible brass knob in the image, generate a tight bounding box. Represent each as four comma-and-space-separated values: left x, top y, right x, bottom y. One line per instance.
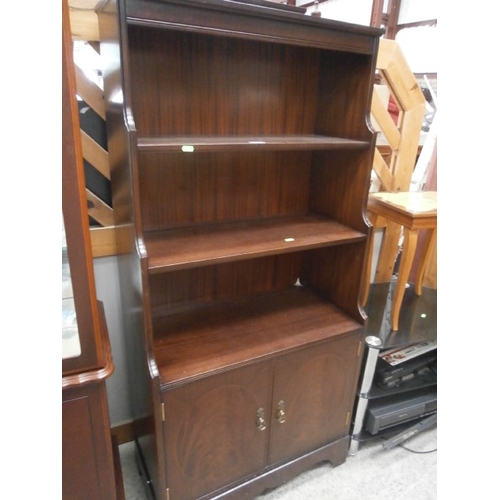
256, 408, 267, 431
276, 400, 286, 424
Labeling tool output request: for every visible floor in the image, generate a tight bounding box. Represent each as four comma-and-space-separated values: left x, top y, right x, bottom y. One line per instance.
119, 425, 436, 500
118, 281, 438, 500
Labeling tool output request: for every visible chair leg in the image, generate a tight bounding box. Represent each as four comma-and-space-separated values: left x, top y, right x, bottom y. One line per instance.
391, 227, 418, 331
415, 228, 437, 296
362, 227, 376, 307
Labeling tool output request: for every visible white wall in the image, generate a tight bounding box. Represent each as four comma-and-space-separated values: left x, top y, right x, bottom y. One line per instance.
302, 0, 437, 74
93, 256, 133, 426
304, 0, 373, 25
396, 26, 437, 73
399, 0, 437, 24
303, 0, 437, 26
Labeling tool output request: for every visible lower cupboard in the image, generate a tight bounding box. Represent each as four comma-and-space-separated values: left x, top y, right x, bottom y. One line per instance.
161, 332, 363, 500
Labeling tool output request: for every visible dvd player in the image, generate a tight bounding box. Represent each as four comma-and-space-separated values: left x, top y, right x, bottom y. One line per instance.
365, 387, 437, 434
376, 350, 437, 386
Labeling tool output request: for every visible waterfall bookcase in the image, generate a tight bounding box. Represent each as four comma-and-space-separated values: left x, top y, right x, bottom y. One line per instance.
97, 1, 383, 498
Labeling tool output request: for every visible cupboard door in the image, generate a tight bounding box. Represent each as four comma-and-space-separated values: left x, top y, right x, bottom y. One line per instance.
62, 383, 116, 500
269, 333, 362, 465
162, 361, 273, 500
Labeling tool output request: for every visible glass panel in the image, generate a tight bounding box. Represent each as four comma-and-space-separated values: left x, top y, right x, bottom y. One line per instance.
62, 216, 81, 359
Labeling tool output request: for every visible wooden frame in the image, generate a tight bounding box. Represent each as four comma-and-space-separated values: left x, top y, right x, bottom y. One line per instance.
368, 38, 426, 284
63, 0, 109, 376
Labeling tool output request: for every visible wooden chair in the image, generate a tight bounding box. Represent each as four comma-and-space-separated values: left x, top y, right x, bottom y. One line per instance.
362, 39, 435, 330
364, 191, 437, 331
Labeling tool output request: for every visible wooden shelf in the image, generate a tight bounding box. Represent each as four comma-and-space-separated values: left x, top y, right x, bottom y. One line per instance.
137, 135, 371, 153
144, 214, 366, 273
154, 286, 360, 387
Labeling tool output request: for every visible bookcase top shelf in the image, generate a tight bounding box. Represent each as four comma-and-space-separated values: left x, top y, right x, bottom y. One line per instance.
144, 214, 366, 273
125, 0, 385, 55
137, 135, 371, 153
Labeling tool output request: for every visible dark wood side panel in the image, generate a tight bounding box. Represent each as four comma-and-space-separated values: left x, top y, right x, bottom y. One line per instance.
302, 243, 368, 324
315, 50, 376, 140
309, 148, 374, 232
305, 148, 375, 323
98, 1, 167, 497
62, 0, 103, 375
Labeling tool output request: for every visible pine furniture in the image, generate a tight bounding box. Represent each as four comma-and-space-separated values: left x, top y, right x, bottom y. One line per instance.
362, 191, 437, 331
97, 1, 383, 498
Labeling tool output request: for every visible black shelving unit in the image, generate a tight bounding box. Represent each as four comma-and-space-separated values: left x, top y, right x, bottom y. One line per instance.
349, 280, 437, 454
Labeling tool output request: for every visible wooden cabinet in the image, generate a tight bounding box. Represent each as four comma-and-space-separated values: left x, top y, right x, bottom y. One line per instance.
62, 1, 122, 498
162, 333, 361, 500
63, 360, 117, 500
98, 0, 383, 498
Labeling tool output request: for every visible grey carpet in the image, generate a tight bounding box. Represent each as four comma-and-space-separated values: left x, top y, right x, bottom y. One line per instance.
119, 425, 437, 500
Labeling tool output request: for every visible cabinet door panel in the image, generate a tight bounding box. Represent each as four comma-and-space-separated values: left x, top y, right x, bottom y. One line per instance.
269, 333, 361, 464
62, 384, 116, 500
162, 361, 273, 500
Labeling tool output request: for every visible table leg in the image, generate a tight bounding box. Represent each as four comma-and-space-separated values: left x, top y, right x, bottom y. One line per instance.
362, 226, 375, 307
415, 227, 437, 296
391, 227, 418, 331
362, 213, 387, 307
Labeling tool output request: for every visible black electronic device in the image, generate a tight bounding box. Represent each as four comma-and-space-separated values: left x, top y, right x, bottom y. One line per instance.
382, 412, 437, 450
375, 349, 437, 386
365, 386, 437, 435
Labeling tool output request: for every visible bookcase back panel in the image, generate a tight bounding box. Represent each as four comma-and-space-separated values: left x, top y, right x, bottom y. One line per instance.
127, 26, 321, 136
137, 151, 312, 231
149, 253, 303, 319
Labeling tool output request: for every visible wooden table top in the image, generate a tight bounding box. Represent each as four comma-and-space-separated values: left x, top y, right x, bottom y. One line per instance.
369, 191, 437, 217
368, 191, 437, 230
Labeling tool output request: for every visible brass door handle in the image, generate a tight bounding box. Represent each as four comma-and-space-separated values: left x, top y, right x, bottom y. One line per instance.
276, 400, 286, 424
256, 408, 267, 431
